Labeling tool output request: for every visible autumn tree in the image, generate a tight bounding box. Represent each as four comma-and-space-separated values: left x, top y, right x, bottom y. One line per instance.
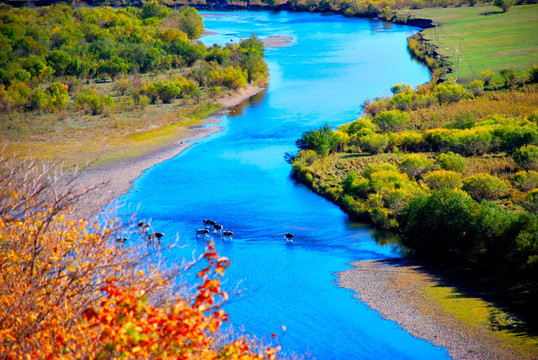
0, 155, 279, 359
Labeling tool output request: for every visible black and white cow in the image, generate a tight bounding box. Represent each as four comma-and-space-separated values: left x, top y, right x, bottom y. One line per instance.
285, 233, 294, 244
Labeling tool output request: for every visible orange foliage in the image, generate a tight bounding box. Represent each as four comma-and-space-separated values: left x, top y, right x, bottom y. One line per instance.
0, 158, 279, 359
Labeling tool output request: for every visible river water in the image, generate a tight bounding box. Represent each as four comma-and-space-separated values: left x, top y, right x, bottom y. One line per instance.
118, 11, 449, 359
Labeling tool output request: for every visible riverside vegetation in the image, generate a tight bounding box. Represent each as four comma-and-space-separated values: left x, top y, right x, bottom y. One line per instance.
285, 3, 538, 335
0, 2, 267, 166
288, 76, 538, 324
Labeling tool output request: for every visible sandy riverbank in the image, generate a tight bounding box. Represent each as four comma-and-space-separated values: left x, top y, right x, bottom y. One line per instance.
338, 259, 538, 360
71, 85, 266, 218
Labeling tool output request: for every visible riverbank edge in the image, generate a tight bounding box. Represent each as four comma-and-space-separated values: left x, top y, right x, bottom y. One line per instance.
338, 259, 537, 359
71, 84, 266, 218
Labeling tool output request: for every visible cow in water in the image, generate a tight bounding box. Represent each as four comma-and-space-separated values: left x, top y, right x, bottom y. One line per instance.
213, 224, 223, 234
196, 228, 210, 238
285, 233, 294, 244
223, 231, 233, 239
203, 219, 216, 229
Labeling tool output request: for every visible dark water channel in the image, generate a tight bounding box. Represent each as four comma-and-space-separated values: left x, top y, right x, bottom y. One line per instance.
118, 11, 449, 359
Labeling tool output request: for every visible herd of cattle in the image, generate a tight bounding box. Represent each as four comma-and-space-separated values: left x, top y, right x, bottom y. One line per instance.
197, 219, 233, 239
117, 220, 295, 246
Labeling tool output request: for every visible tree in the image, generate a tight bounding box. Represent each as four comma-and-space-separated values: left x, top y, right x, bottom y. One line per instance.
0, 155, 280, 359
296, 124, 339, 156
141, 0, 170, 20
494, 0, 515, 12
176, 7, 204, 40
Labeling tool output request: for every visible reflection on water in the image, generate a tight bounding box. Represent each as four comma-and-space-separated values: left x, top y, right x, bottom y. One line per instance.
118, 10, 447, 360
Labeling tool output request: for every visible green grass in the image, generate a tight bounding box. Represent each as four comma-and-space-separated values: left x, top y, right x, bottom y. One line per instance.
405, 4, 538, 83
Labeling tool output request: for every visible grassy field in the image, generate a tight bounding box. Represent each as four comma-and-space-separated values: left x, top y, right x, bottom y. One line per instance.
1, 74, 225, 169
404, 4, 538, 83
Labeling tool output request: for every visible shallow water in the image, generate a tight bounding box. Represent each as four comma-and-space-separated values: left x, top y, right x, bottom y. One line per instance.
118, 11, 449, 359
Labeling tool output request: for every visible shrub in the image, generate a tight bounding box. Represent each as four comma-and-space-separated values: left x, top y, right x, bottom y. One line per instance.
425, 170, 463, 190
462, 173, 508, 201
446, 112, 476, 130
357, 133, 389, 154
393, 131, 425, 152
465, 80, 484, 96
399, 153, 434, 178
522, 189, 538, 213
510, 171, 538, 192
529, 65, 538, 84
390, 84, 412, 94
222, 66, 248, 90
434, 83, 471, 105
75, 87, 114, 115
450, 127, 494, 156
342, 171, 369, 198
399, 188, 477, 255
341, 117, 375, 135
480, 70, 495, 86
513, 145, 538, 170
436, 151, 466, 172
372, 110, 410, 132
494, 125, 538, 154
157, 82, 182, 104
500, 68, 517, 89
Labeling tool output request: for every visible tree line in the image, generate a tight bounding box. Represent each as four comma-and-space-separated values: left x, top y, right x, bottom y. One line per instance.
288, 76, 538, 319
0, 3, 268, 115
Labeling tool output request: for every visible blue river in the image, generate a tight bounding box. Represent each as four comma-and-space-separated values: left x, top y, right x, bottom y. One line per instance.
118, 11, 449, 359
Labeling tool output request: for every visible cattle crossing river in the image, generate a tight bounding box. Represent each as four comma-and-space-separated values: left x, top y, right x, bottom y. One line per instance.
117, 11, 450, 359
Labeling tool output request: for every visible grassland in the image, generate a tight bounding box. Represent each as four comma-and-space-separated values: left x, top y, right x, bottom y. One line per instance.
403, 4, 538, 83
2, 83, 222, 168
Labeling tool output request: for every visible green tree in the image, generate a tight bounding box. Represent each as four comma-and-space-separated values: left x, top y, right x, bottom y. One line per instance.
296, 124, 339, 156
141, 1, 170, 20
176, 7, 204, 40
494, 0, 515, 12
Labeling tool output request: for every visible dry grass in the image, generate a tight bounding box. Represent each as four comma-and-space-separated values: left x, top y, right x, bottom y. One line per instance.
1, 77, 222, 168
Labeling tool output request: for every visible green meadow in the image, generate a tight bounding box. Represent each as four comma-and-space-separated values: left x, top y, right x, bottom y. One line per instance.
405, 4, 538, 83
